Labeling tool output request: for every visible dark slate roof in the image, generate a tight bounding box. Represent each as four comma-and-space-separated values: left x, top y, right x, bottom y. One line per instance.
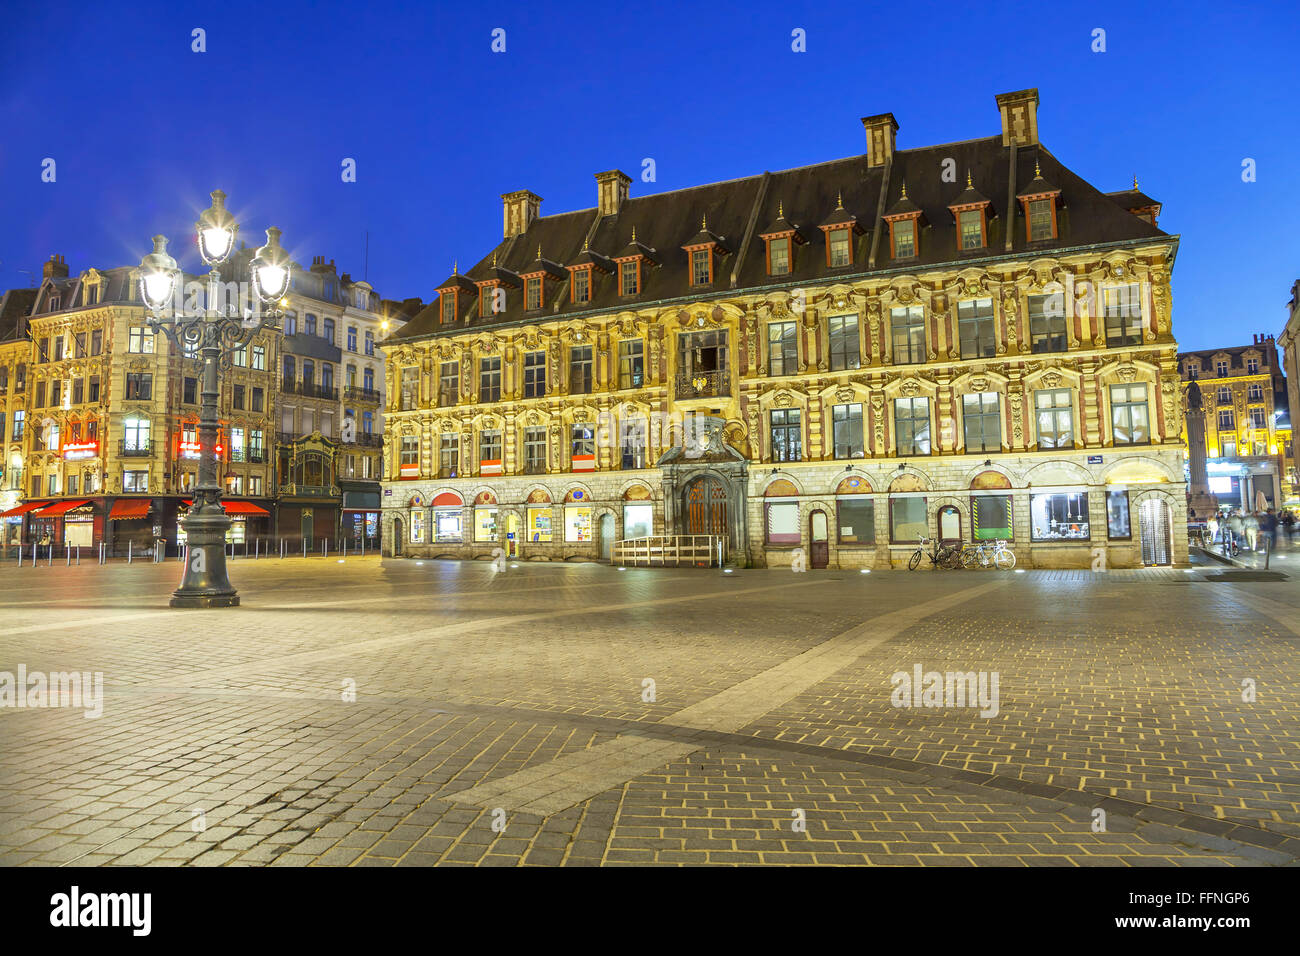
949, 175, 991, 208
614, 229, 658, 262
1179, 340, 1281, 375
391, 135, 1170, 343
570, 245, 615, 273
759, 203, 808, 240
520, 247, 568, 280
1017, 163, 1059, 197
883, 185, 923, 218
0, 287, 37, 342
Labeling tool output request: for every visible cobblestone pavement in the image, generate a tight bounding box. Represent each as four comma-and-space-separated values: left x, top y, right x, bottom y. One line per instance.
1, 553, 1298, 867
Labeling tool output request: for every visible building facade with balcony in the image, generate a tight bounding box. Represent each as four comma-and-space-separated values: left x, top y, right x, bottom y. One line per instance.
1276, 280, 1300, 504
274, 255, 419, 549
0, 253, 281, 553
381, 90, 1185, 567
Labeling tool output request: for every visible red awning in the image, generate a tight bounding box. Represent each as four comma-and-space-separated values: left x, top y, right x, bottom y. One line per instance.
0, 501, 48, 518
34, 499, 92, 517
432, 492, 463, 507
181, 499, 269, 516
109, 499, 151, 519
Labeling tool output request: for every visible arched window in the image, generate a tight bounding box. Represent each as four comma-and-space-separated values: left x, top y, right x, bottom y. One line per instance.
322, 317, 335, 344
282, 355, 295, 386
302, 360, 315, 389
305, 314, 317, 336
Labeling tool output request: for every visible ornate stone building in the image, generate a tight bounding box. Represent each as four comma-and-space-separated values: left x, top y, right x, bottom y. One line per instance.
382, 89, 1187, 568
1276, 280, 1300, 500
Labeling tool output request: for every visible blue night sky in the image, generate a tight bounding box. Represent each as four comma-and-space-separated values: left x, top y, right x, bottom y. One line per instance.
1, 0, 1296, 351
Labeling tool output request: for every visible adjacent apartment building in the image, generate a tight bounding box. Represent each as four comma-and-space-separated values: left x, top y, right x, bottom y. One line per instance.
1179, 335, 1292, 513
0, 249, 418, 554
381, 89, 1187, 568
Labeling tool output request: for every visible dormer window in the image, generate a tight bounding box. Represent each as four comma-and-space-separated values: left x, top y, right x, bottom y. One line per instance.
520, 246, 566, 311
760, 202, 807, 278
892, 219, 915, 258
683, 215, 728, 288
883, 183, 924, 260
525, 277, 542, 310
441, 292, 457, 323
950, 172, 992, 251
692, 249, 712, 285
49, 295, 61, 312
620, 261, 639, 296
479, 284, 500, 317
613, 227, 655, 297
819, 192, 862, 268
1017, 160, 1061, 242
1247, 357, 1260, 375
86, 285, 99, 305
1186, 364, 1198, 380
571, 268, 591, 304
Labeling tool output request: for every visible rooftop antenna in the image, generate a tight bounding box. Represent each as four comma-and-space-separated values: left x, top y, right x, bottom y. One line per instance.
364, 230, 370, 282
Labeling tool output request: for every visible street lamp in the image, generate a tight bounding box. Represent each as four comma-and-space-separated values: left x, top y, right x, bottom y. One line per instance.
140, 189, 289, 607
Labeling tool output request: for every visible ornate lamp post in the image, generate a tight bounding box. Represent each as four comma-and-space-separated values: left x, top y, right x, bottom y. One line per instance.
139, 189, 291, 607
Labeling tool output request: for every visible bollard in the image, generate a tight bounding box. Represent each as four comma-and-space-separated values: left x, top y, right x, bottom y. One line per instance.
66, 546, 71, 567
255, 538, 260, 560
32, 542, 37, 567
280, 537, 285, 560
76, 546, 80, 566
303, 538, 307, 558
48, 544, 53, 566
324, 538, 329, 559
128, 540, 132, 564
17, 545, 22, 568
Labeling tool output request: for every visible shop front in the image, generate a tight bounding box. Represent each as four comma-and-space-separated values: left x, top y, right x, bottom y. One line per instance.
178, 498, 272, 549
341, 482, 381, 551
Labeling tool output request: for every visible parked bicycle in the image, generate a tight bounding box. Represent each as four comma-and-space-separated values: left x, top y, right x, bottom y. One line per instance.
908, 536, 963, 571
1221, 533, 1241, 559
961, 539, 1017, 570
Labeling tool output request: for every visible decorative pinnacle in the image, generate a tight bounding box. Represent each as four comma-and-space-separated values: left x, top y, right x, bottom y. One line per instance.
966, 169, 973, 187
453, 259, 458, 274
1034, 160, 1041, 177
631, 225, 637, 242
900, 181, 908, 199
492, 251, 498, 267
836, 191, 844, 209
1133, 174, 1140, 190
537, 243, 542, 259
701, 214, 707, 230
778, 201, 784, 217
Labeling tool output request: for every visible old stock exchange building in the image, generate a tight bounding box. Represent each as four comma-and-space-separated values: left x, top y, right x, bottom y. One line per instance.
380, 89, 1187, 569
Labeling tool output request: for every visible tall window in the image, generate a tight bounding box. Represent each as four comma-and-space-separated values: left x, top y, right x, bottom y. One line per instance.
620, 261, 639, 296
322, 318, 335, 345
1217, 409, 1235, 430
439, 434, 459, 477
1028, 199, 1054, 240
91, 330, 102, 355
1247, 383, 1264, 401
347, 326, 357, 351
569, 345, 593, 394
832, 403, 864, 458
305, 315, 317, 336
233, 384, 245, 409
691, 249, 711, 285
283, 313, 297, 335
364, 330, 374, 355
571, 269, 590, 303
302, 360, 315, 389
523, 351, 546, 398
125, 372, 152, 401
829, 229, 851, 267
958, 299, 996, 358
252, 386, 263, 412
480, 287, 497, 317
401, 367, 419, 410
620, 417, 646, 469
128, 327, 154, 353
439, 361, 459, 406
892, 219, 915, 258
480, 429, 502, 463
1247, 358, 1260, 374
618, 340, 643, 389
441, 294, 456, 324
958, 209, 983, 250
230, 427, 245, 462
768, 237, 791, 276
894, 397, 930, 455
890, 307, 926, 364
321, 364, 334, 392
571, 423, 595, 460
1029, 294, 1067, 353
768, 322, 797, 375
363, 367, 374, 392
11, 410, 24, 440
828, 315, 860, 371
252, 345, 265, 370
1249, 407, 1268, 429
479, 357, 501, 403
1035, 389, 1074, 449
523, 427, 546, 473
769, 408, 801, 462
962, 392, 1001, 452
1104, 285, 1143, 347
124, 416, 150, 450
1110, 383, 1150, 445
400, 436, 418, 470
525, 277, 541, 310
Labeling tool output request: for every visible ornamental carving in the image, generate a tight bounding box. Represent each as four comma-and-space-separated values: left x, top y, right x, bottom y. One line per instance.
1116, 364, 1138, 383
835, 386, 855, 403
526, 411, 540, 426
1041, 371, 1063, 388
1009, 389, 1023, 443
900, 379, 922, 397
773, 390, 794, 408
970, 377, 990, 392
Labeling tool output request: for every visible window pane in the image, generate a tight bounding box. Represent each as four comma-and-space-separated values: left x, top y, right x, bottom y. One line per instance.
1030, 492, 1091, 541
890, 497, 927, 543
1107, 490, 1131, 539
972, 495, 1012, 540
837, 497, 874, 544
766, 502, 800, 544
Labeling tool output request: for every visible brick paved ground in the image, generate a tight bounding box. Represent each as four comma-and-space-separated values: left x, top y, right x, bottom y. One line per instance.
1, 552, 1298, 866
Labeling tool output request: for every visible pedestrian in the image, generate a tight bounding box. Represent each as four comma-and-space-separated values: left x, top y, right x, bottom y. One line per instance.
1283, 508, 1297, 543
1244, 510, 1260, 551
1227, 510, 1245, 551
1261, 508, 1278, 552
1207, 512, 1220, 545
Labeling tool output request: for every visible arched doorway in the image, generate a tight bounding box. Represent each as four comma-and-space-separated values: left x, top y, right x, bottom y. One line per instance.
683, 475, 728, 538
393, 517, 404, 556
1139, 498, 1171, 565
809, 509, 829, 568
505, 513, 520, 557
598, 513, 614, 561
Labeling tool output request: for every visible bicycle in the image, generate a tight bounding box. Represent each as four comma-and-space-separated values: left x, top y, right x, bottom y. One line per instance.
1221, 533, 1241, 559
909, 536, 963, 571
961, 539, 1016, 570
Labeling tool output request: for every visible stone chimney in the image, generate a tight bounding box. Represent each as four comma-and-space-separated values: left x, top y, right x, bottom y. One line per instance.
43, 254, 69, 280
995, 88, 1040, 146
502, 190, 543, 239
595, 170, 632, 216
310, 256, 337, 275
861, 113, 899, 168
